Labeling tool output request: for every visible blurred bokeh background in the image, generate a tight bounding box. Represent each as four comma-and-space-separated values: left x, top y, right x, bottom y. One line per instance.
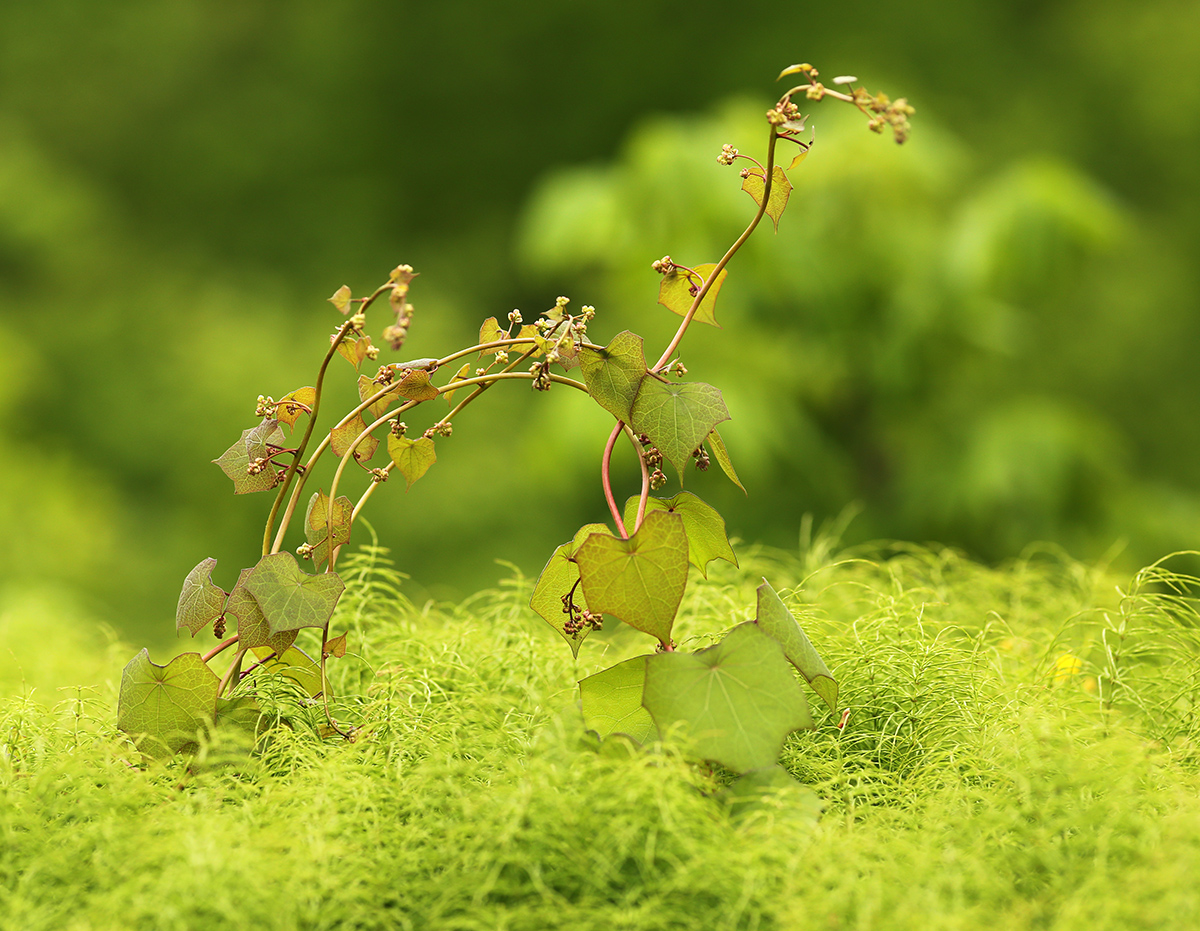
2, 0, 1199, 662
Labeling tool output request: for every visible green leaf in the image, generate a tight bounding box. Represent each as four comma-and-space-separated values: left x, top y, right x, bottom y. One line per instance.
575, 510, 688, 647
335, 335, 373, 369
304, 490, 353, 570
225, 568, 299, 655
276, 386, 316, 430
754, 580, 838, 713
443, 362, 472, 404
706, 427, 746, 495
331, 415, 378, 463
394, 368, 440, 402
742, 165, 793, 233
328, 285, 352, 314
789, 149, 809, 171
248, 645, 324, 698
213, 695, 263, 740
117, 650, 220, 759
622, 491, 737, 579
212, 421, 285, 494
657, 263, 728, 328
722, 765, 824, 824
630, 379, 730, 481
358, 375, 402, 420
176, 557, 228, 636
578, 330, 647, 423
579, 656, 655, 744
387, 434, 436, 490
243, 552, 345, 635
530, 522, 610, 656
478, 316, 505, 353
644, 622, 814, 772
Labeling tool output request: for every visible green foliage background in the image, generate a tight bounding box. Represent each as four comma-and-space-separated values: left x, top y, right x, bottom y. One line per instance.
1, 0, 1199, 642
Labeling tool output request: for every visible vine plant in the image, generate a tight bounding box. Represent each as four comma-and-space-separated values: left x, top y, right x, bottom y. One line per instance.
117, 63, 913, 780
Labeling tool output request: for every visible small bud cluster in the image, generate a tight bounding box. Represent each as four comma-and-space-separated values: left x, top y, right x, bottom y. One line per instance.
668, 360, 688, 378
365, 343, 380, 361
508, 309, 523, 325
651, 255, 674, 275
373, 365, 395, 386
384, 263, 417, 351
716, 144, 739, 166
650, 468, 668, 490
561, 585, 604, 636
213, 615, 227, 639
495, 350, 509, 364
433, 421, 453, 437
530, 360, 553, 391
255, 395, 276, 417
246, 457, 268, 475
370, 467, 389, 483
391, 420, 407, 437
644, 446, 664, 470
852, 88, 914, 143
692, 446, 710, 471
296, 542, 315, 560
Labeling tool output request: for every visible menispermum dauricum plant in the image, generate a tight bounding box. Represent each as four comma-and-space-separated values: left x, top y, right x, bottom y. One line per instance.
117, 61, 911, 783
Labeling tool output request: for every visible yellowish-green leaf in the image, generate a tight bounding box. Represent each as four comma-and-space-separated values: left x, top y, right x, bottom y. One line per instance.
706, 427, 746, 495
789, 149, 809, 170
330, 415, 378, 463
328, 285, 352, 314
631, 379, 730, 481
212, 421, 285, 495
575, 510, 688, 647
225, 568, 299, 655
276, 386, 316, 430
478, 316, 505, 354
578, 330, 647, 423
243, 552, 345, 635
304, 490, 353, 570
443, 362, 472, 404
622, 491, 737, 578
755, 579, 838, 713
394, 368, 440, 402
579, 656, 655, 744
335, 335, 372, 369
117, 650, 220, 759
530, 522, 610, 656
387, 434, 436, 490
657, 263, 727, 328
742, 165, 793, 233
358, 375, 402, 420
247, 645, 323, 698
324, 632, 348, 659
176, 557, 228, 636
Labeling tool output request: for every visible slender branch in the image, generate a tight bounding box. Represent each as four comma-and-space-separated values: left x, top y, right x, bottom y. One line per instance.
601, 422, 629, 539
216, 647, 248, 699
621, 424, 652, 534
319, 623, 352, 739
202, 635, 240, 664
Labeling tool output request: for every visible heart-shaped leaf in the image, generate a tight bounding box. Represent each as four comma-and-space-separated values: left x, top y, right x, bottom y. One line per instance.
579, 655, 655, 744
328, 285, 352, 314
578, 330, 647, 423
276, 386, 316, 430
176, 558, 228, 636
644, 622, 813, 772
243, 552, 345, 635
742, 165, 793, 233
394, 368, 440, 402
657, 263, 727, 328
213, 421, 286, 494
755, 579, 838, 713
622, 491, 737, 578
331, 415, 378, 463
305, 490, 352, 570
478, 316, 505, 353
387, 434, 436, 490
334, 334, 373, 369
530, 522, 611, 656
575, 510, 688, 647
631, 380, 730, 481
358, 375, 403, 420
225, 568, 299, 655
706, 427, 745, 495
117, 650, 221, 759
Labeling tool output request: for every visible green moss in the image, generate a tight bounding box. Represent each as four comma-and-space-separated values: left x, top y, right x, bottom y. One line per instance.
4, 541, 1200, 929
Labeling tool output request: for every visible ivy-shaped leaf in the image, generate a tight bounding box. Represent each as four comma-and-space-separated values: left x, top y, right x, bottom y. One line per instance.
530, 522, 610, 656
622, 491, 737, 578
247, 645, 323, 698
516, 323, 543, 351
575, 510, 688, 647
225, 568, 299, 655
213, 422, 285, 494
276, 386, 316, 430
331, 415, 378, 463
578, 330, 647, 423
358, 375, 402, 420
176, 557, 228, 636
479, 316, 505, 353
328, 285, 353, 314
630, 380, 730, 481
394, 368, 440, 402
754, 579, 838, 713
706, 427, 746, 495
305, 490, 353, 570
387, 434, 436, 490
742, 165, 793, 233
243, 552, 345, 635
657, 263, 728, 328
117, 650, 220, 759
443, 362, 472, 404
579, 656, 655, 744
643, 622, 814, 773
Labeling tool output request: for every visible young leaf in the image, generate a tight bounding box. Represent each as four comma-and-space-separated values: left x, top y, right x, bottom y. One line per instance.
331, 415, 378, 463
335, 335, 373, 369
706, 427, 746, 495
276, 386, 317, 430
578, 330, 647, 423
328, 285, 353, 314
387, 434, 436, 490
657, 263, 728, 328
442, 362, 472, 404
304, 490, 353, 570
213, 423, 285, 494
742, 165, 793, 233
394, 368, 440, 402
176, 557, 228, 636
243, 552, 345, 635
324, 632, 348, 659
117, 650, 221, 759
754, 580, 838, 713
575, 510, 688, 647
478, 316, 505, 353
358, 375, 402, 420
789, 149, 809, 171
622, 491, 737, 578
225, 568, 299, 655
247, 645, 323, 698
530, 522, 610, 656
644, 622, 814, 773
630, 380, 730, 481
579, 656, 655, 744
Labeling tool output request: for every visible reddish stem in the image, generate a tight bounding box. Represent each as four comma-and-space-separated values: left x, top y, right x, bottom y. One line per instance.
601, 422, 629, 539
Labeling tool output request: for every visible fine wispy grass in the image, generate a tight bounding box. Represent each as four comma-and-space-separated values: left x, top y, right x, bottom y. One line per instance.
3, 537, 1200, 930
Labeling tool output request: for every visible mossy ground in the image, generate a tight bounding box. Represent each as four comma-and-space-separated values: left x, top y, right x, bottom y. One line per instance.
3, 539, 1200, 930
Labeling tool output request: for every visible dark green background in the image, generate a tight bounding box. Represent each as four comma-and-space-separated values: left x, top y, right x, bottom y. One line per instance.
2, 0, 1198, 641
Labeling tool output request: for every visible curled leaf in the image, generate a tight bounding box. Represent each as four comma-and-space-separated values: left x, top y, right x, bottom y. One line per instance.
657, 263, 727, 328
328, 285, 352, 314
305, 490, 353, 570
276, 387, 317, 430
706, 427, 746, 495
